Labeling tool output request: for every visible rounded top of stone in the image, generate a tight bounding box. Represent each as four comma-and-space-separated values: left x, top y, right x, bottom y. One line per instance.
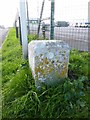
30, 40, 61, 43
29, 40, 70, 50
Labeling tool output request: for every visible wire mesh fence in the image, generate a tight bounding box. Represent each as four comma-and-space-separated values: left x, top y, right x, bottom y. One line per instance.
29, 21, 88, 52
27, 0, 89, 52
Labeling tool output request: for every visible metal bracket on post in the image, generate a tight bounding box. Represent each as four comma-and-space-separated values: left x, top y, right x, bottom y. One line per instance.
50, 0, 55, 40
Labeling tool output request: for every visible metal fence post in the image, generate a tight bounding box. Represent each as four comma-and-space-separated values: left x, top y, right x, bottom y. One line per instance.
88, 1, 90, 52
16, 27, 19, 38
50, 0, 55, 40
37, 0, 45, 37
19, 17, 22, 45
19, 0, 28, 59
26, 0, 30, 35
15, 20, 19, 38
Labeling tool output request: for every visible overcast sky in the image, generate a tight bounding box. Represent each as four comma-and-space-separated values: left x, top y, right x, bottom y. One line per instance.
0, 0, 89, 27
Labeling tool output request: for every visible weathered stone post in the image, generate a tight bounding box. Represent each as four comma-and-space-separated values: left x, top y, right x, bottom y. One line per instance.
28, 40, 70, 89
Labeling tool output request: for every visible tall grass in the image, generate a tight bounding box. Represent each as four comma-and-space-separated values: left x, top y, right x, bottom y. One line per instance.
2, 28, 90, 119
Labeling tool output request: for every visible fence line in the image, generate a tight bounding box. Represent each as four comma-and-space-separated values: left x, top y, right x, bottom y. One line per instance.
29, 24, 88, 51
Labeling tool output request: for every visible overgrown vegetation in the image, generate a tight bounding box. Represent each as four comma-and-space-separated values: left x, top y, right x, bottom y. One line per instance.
1, 28, 90, 119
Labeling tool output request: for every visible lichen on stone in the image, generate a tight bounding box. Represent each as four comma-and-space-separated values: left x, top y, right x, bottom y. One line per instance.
28, 40, 70, 88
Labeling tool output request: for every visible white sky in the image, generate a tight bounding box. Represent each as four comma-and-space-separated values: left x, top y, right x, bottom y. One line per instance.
0, 0, 89, 27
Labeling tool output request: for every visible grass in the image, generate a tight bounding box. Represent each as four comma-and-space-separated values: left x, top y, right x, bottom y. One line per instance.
1, 28, 90, 119
0, 49, 2, 120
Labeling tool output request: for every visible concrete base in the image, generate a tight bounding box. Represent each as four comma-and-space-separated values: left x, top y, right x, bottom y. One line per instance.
28, 40, 70, 89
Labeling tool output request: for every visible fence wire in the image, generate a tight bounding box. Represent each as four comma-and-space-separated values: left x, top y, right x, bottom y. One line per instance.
27, 0, 89, 52
29, 22, 88, 52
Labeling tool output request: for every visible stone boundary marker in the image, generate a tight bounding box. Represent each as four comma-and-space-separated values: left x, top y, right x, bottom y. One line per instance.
28, 40, 70, 89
